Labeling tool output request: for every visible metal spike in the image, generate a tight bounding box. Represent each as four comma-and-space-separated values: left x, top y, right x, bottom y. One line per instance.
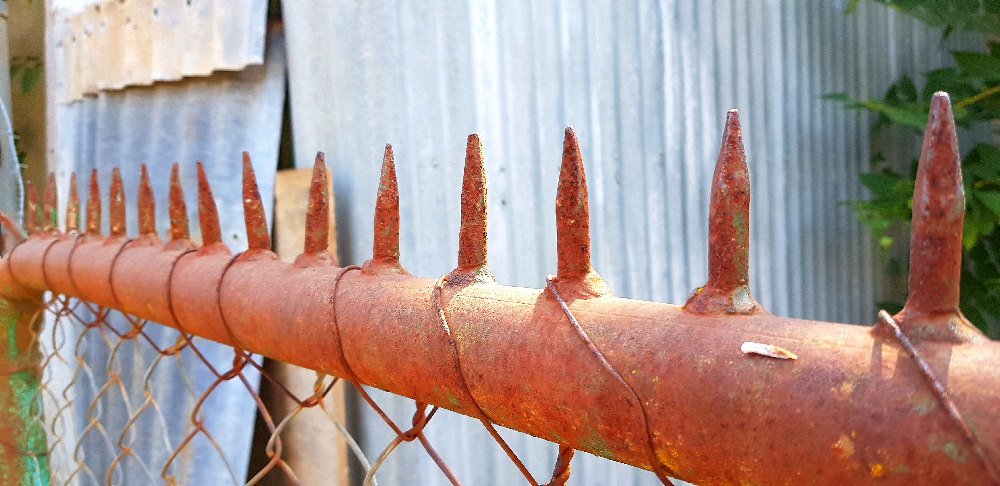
196, 161, 222, 247
895, 92, 981, 341
24, 182, 39, 235
303, 152, 330, 256
66, 172, 80, 234
361, 144, 407, 274
109, 168, 126, 238
446, 134, 495, 285
556, 127, 592, 278
242, 152, 271, 250
372, 144, 401, 261
684, 110, 760, 315
86, 169, 102, 236
458, 134, 488, 271
168, 163, 190, 242
43, 173, 58, 232
552, 127, 610, 297
137, 165, 157, 238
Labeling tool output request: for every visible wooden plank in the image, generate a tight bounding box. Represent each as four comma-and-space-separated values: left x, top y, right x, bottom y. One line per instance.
258, 166, 347, 485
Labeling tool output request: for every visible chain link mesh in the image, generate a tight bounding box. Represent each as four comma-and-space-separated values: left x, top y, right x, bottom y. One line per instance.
23, 291, 602, 486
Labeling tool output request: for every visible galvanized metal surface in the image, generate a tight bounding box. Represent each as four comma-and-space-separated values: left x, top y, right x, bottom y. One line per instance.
52, 29, 285, 251
280, 1, 988, 483
0, 98, 21, 254
2, 92, 998, 484
49, 0, 268, 102
37, 30, 286, 485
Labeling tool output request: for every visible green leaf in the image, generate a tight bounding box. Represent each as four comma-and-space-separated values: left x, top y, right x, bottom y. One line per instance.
964, 144, 1000, 183
974, 190, 1000, 214
887, 75, 919, 104
20, 64, 42, 94
964, 198, 996, 249
867, 0, 1000, 36
860, 99, 928, 129
822, 93, 851, 103
845, 0, 859, 15
822, 92, 929, 131
962, 243, 1000, 337
923, 67, 978, 101
953, 51, 1000, 80
859, 172, 907, 197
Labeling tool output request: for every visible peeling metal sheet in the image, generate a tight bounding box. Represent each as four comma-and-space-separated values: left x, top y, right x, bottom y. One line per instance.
51, 0, 267, 103
44, 30, 285, 485
281, 0, 985, 484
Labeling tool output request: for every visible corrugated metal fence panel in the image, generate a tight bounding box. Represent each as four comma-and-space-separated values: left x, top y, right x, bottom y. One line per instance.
46, 30, 285, 485
51, 0, 268, 103
282, 1, 986, 484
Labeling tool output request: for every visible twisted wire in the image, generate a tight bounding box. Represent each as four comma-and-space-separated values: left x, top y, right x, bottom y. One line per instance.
546, 276, 677, 486
878, 311, 999, 485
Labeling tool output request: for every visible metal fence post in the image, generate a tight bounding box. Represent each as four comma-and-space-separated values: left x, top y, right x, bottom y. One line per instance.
0, 293, 48, 485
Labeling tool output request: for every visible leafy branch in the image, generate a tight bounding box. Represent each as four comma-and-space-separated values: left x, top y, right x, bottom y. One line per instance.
830, 1, 1000, 337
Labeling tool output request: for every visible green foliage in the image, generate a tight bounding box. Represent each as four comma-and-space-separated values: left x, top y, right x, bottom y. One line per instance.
833, 1, 1000, 337
847, 145, 1000, 250
9, 57, 43, 94
843, 165, 914, 250
825, 43, 1000, 131
852, 0, 1000, 36
962, 230, 1000, 327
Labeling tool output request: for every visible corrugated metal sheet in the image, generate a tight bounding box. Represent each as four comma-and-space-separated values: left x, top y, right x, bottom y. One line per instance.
43, 29, 284, 485
0, 99, 21, 247
0, 1, 22, 249
51, 0, 268, 103
281, 0, 985, 484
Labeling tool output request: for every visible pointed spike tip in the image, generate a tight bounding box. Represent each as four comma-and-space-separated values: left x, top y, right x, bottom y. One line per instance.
196, 161, 222, 247
372, 143, 400, 262
24, 182, 40, 234
303, 152, 330, 256
707, 110, 751, 289
552, 127, 610, 297
457, 133, 488, 271
556, 126, 592, 279
168, 163, 190, 242
109, 168, 126, 237
137, 165, 157, 237
66, 172, 80, 233
86, 169, 102, 236
896, 91, 981, 341
43, 173, 58, 232
242, 152, 271, 251
684, 110, 759, 315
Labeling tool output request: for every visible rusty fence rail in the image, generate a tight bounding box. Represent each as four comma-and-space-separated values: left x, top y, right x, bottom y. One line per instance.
0, 92, 998, 485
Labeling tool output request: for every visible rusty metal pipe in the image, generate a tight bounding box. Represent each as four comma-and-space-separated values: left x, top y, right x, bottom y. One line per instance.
1, 93, 997, 485
4, 232, 999, 484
